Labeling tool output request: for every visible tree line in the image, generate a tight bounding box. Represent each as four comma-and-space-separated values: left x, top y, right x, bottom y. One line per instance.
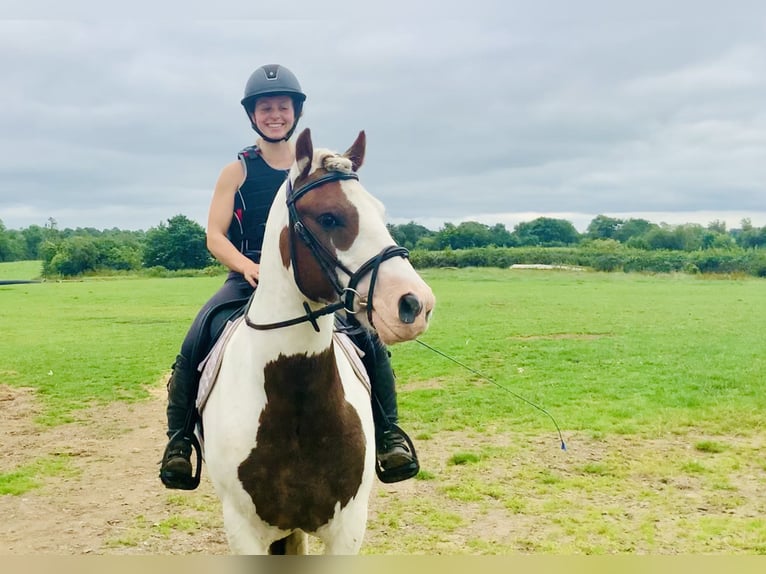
387, 215, 766, 251
1, 214, 765, 277
0, 215, 211, 276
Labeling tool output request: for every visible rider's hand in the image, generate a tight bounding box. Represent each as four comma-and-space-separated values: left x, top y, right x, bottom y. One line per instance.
241, 261, 260, 288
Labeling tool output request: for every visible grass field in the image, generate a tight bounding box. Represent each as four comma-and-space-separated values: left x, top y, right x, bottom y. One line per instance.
1, 262, 765, 553
0, 270, 222, 425
397, 268, 766, 439
0, 260, 42, 280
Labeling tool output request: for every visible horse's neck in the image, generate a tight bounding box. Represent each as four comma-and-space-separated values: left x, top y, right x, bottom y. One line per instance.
250, 275, 335, 350
247, 190, 335, 354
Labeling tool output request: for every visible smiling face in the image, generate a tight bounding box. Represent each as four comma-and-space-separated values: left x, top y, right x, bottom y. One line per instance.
252, 95, 296, 141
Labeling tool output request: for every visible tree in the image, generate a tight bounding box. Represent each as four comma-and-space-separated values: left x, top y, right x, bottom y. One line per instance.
142, 214, 212, 270
707, 220, 727, 234
96, 238, 142, 271
387, 221, 433, 249
445, 221, 492, 249
0, 220, 11, 261
736, 222, 766, 249
615, 218, 656, 244
586, 215, 623, 240
46, 236, 99, 275
513, 217, 580, 246
21, 225, 46, 259
488, 223, 516, 247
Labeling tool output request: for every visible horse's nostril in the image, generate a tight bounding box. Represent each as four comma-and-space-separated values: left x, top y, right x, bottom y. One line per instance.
398, 293, 422, 324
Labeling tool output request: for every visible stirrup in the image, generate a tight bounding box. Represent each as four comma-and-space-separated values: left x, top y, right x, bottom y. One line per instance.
160, 431, 203, 490
375, 423, 420, 484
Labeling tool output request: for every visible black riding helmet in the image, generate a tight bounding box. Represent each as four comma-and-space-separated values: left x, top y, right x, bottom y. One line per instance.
241, 64, 306, 142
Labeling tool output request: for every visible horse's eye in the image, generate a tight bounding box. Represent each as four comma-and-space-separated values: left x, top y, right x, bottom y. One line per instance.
317, 213, 340, 229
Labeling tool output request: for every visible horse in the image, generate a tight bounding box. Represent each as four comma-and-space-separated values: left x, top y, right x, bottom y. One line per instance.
199, 128, 435, 554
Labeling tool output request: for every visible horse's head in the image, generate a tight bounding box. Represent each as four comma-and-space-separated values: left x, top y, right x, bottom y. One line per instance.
280, 128, 435, 344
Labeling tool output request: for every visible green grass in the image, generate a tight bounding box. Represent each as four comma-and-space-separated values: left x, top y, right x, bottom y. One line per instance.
0, 455, 77, 495
0, 272, 225, 424
393, 268, 766, 439
0, 260, 42, 280
695, 440, 727, 453
448, 452, 482, 466
4, 266, 764, 432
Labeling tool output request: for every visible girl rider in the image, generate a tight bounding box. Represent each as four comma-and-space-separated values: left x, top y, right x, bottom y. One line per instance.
159, 64, 418, 490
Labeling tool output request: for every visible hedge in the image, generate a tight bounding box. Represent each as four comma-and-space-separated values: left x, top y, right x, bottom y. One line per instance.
408, 247, 766, 277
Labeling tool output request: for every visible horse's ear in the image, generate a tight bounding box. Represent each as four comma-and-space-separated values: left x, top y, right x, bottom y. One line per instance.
295, 128, 313, 181
343, 130, 366, 171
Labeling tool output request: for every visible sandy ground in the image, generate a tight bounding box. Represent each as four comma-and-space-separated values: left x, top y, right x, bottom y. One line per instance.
0, 381, 457, 554
0, 383, 228, 554
1, 381, 765, 555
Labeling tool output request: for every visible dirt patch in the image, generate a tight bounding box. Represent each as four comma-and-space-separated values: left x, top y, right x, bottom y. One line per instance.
0, 382, 227, 554
507, 333, 609, 341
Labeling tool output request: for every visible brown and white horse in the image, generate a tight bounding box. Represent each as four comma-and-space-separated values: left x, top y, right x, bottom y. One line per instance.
200, 128, 435, 554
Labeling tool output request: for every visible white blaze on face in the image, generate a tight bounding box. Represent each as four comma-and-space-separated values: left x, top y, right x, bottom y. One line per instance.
336, 181, 435, 345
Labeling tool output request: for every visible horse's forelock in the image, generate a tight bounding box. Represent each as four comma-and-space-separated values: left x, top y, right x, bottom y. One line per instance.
318, 150, 353, 174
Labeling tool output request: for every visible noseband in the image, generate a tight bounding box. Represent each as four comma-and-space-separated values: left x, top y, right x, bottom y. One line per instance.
245, 171, 409, 332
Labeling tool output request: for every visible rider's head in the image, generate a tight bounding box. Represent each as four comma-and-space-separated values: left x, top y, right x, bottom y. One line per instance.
241, 64, 306, 143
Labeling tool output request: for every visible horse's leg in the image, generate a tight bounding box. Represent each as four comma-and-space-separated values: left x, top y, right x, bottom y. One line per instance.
220, 501, 271, 555
319, 505, 369, 555
268, 532, 307, 554
321, 530, 366, 555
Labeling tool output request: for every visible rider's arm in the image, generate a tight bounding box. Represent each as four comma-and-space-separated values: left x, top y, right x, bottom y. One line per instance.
206, 161, 261, 287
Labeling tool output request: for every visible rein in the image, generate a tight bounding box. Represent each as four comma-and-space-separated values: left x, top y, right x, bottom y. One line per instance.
245, 171, 408, 332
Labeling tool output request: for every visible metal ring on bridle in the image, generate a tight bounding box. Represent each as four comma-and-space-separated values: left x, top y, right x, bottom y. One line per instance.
341, 287, 367, 315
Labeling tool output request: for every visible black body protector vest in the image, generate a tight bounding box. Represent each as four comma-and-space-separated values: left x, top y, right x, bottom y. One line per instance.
228, 146, 290, 263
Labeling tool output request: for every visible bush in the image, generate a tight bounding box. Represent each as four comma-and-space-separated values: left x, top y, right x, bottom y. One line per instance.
593, 254, 623, 272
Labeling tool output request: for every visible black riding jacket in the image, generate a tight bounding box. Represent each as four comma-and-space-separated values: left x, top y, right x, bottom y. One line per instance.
228, 145, 289, 263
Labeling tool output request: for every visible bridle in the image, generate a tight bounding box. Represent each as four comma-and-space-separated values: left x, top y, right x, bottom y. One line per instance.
245, 170, 409, 332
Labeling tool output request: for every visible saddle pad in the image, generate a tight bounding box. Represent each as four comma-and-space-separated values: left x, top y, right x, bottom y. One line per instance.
334, 331, 372, 398
196, 315, 244, 413
196, 322, 371, 415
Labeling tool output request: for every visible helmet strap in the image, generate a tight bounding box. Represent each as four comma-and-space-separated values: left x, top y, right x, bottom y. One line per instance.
251, 123, 285, 143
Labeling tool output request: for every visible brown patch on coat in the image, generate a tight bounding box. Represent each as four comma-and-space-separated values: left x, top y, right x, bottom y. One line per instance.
281, 180, 360, 302
237, 346, 366, 533
297, 180, 359, 252
279, 225, 291, 269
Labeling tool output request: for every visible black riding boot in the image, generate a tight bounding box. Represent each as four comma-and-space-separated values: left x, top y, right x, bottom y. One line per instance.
359, 332, 420, 483
159, 354, 200, 490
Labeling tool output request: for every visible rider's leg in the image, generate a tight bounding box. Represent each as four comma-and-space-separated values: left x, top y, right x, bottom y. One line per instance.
160, 273, 254, 490
160, 352, 197, 488
355, 329, 419, 483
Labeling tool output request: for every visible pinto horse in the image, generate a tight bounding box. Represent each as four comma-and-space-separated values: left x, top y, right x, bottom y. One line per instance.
200, 128, 435, 554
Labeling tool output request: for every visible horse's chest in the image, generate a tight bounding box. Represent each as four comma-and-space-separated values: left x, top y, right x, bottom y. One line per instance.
237, 347, 367, 532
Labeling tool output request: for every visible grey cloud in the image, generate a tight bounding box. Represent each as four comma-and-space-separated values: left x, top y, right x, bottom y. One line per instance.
1, 4, 766, 232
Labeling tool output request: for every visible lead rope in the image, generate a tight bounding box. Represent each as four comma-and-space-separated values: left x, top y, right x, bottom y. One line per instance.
414, 339, 567, 451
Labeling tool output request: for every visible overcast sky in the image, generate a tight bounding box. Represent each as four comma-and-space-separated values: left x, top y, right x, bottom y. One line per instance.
1, 2, 765, 233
